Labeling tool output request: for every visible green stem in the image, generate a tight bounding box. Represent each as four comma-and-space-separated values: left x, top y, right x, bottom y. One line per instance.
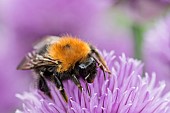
132, 23, 144, 60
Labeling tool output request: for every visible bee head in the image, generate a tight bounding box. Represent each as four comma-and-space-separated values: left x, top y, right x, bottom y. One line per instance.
76, 57, 97, 83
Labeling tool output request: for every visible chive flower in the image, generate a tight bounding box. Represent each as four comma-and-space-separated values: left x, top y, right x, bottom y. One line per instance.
16, 51, 170, 113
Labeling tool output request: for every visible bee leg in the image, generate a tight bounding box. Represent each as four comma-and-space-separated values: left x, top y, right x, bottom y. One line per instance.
71, 74, 83, 92
53, 76, 68, 103
90, 45, 111, 75
98, 63, 106, 80
85, 81, 91, 96
38, 76, 52, 99
85, 74, 91, 96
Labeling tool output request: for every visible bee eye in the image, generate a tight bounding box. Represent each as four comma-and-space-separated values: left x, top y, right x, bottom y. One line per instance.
78, 57, 95, 69
79, 64, 86, 69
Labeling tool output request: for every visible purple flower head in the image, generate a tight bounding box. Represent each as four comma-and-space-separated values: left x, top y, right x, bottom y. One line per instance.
143, 14, 170, 93
114, 0, 170, 22
16, 51, 170, 113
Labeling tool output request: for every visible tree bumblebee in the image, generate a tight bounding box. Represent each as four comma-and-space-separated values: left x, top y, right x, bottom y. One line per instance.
17, 35, 111, 102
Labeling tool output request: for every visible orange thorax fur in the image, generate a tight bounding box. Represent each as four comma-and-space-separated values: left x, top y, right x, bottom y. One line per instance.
48, 37, 91, 72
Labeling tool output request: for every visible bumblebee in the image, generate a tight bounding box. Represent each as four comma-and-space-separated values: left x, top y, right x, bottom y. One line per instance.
17, 35, 111, 102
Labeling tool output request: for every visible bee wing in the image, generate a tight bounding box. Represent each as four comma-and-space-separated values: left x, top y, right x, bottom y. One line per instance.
17, 52, 56, 70
17, 36, 60, 70
33, 36, 60, 50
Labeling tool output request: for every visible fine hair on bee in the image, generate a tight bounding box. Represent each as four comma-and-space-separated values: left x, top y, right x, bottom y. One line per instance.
17, 35, 111, 102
